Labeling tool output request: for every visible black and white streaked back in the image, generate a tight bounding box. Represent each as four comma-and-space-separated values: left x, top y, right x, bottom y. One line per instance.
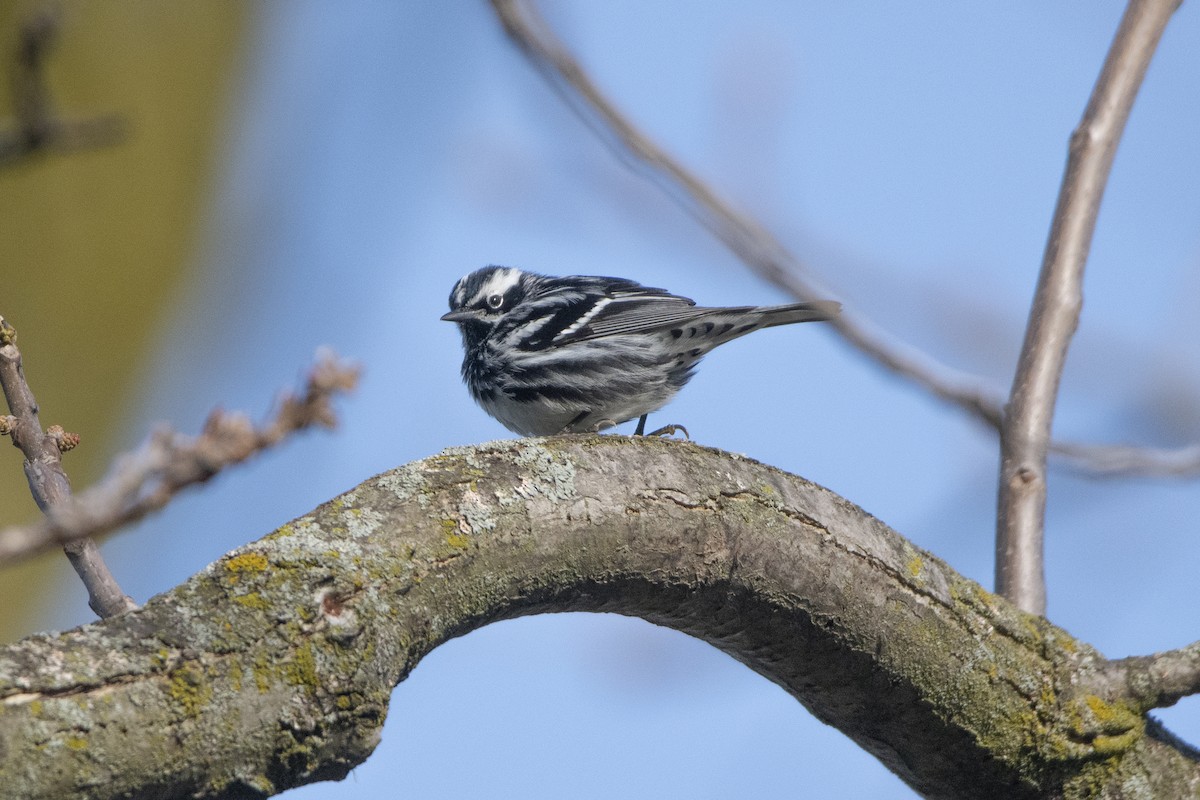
443, 266, 839, 436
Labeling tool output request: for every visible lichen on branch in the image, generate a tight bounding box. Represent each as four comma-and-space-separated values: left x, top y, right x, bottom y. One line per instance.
0, 437, 1195, 799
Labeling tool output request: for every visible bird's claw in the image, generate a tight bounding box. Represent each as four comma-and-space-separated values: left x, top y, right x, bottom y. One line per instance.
645, 424, 689, 439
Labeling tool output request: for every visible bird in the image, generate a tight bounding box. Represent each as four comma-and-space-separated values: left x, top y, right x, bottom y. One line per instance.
442, 265, 840, 437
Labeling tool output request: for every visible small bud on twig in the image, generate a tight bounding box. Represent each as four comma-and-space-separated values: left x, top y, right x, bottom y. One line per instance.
47, 424, 80, 452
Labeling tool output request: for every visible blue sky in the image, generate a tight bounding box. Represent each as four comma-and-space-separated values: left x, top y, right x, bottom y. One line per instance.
38, 3, 1200, 797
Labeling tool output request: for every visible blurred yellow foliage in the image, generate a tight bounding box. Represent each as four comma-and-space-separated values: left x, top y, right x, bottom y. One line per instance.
0, 1, 246, 638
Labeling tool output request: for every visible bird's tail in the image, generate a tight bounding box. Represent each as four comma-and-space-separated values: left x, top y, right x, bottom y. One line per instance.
755, 300, 842, 328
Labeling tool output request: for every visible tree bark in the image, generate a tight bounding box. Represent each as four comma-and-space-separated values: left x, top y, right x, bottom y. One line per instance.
0, 437, 1196, 799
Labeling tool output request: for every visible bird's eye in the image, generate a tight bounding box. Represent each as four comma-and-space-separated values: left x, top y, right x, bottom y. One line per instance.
487, 294, 504, 310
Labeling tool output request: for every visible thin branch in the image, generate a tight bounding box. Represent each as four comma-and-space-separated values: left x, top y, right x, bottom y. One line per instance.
995, 0, 1181, 616
0, 315, 135, 618
0, 347, 359, 566
1054, 440, 1200, 477
487, 0, 1200, 479
1098, 641, 1200, 712
0, 7, 126, 167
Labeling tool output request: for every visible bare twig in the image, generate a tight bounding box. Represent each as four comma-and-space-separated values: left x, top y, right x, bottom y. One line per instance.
0, 315, 135, 617
0, 7, 126, 166
487, 0, 1200, 479
1097, 641, 1200, 713
0, 348, 359, 566
1054, 440, 1200, 477
995, 0, 1180, 615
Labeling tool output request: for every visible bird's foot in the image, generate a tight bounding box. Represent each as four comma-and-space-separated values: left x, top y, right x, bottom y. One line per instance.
632, 414, 688, 439
645, 423, 689, 439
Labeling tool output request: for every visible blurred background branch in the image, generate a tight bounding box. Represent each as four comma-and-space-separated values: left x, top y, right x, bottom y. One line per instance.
0, 6, 125, 166
0, 348, 357, 566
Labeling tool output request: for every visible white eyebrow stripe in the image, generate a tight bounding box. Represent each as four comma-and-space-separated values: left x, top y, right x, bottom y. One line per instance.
555, 296, 611, 340
473, 268, 522, 304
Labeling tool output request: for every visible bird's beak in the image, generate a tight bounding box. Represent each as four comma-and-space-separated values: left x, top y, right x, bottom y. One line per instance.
440, 309, 479, 323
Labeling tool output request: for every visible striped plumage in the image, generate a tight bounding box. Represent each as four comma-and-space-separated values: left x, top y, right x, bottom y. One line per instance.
442, 266, 840, 436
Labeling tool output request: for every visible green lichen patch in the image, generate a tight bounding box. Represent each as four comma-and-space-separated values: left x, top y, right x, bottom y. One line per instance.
489, 442, 579, 509
514, 444, 577, 501
376, 462, 432, 506
457, 490, 496, 533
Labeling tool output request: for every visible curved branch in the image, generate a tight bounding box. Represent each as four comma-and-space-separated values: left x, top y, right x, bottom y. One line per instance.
0, 438, 1195, 799
487, 0, 1200, 480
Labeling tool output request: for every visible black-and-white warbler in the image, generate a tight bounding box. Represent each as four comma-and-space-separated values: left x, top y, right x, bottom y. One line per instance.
442, 266, 840, 436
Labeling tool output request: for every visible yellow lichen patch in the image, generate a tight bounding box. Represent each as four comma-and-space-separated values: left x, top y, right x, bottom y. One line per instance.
233, 592, 270, 610
64, 735, 88, 751
168, 664, 212, 718
906, 554, 923, 579
253, 651, 273, 693
151, 648, 171, 669
1071, 695, 1144, 756
229, 660, 244, 693
1039, 681, 1057, 710
1085, 695, 1112, 718
441, 517, 471, 551
283, 642, 319, 691
225, 552, 269, 580
263, 523, 295, 541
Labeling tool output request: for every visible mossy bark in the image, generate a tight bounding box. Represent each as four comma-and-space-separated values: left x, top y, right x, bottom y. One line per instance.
0, 437, 1196, 798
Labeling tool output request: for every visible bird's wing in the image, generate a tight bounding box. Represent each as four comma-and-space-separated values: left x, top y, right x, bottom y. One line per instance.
552, 293, 736, 345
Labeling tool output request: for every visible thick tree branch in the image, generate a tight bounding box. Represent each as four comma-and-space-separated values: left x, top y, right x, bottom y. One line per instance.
487, 0, 1200, 479
0, 315, 134, 618
996, 0, 1181, 616
0, 437, 1195, 799
0, 348, 359, 565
